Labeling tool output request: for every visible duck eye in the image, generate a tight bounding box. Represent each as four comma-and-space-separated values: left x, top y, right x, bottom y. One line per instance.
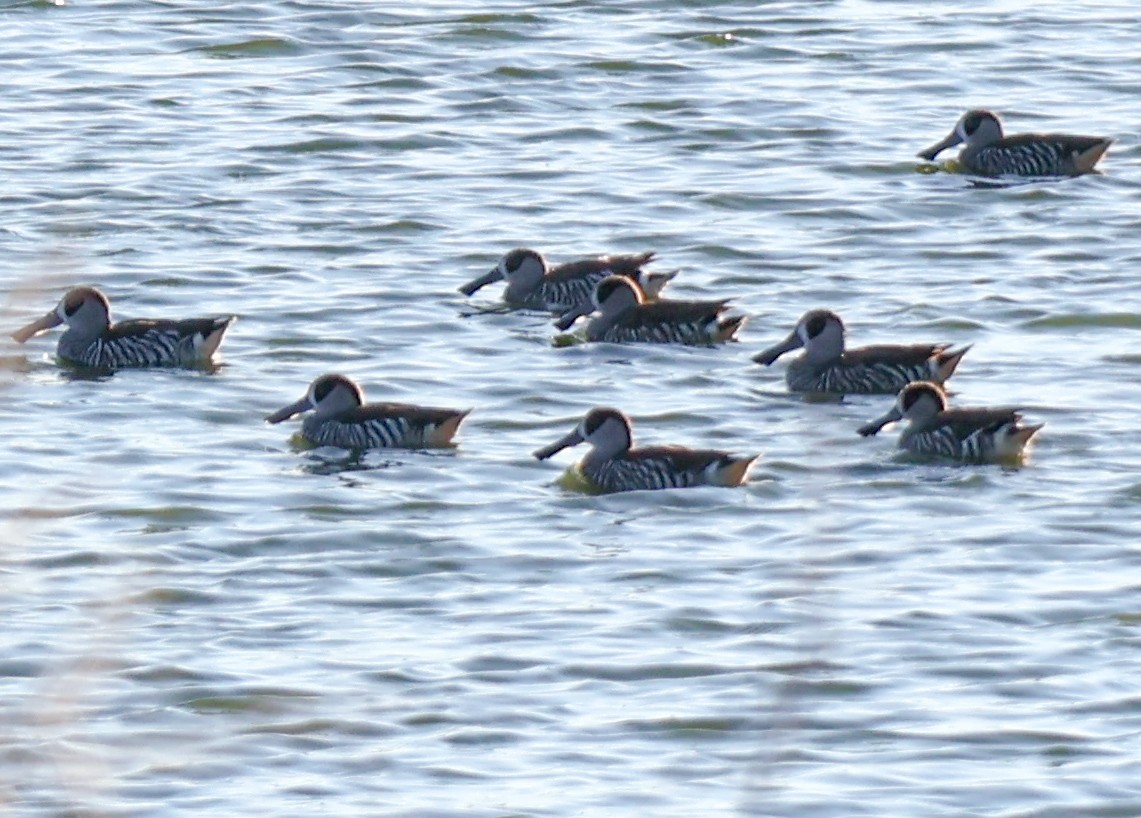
805, 314, 826, 338
64, 298, 84, 317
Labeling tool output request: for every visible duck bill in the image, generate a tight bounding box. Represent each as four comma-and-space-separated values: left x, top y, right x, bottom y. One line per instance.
458, 267, 503, 296
917, 130, 961, 161
11, 310, 63, 343
751, 330, 802, 366
532, 427, 585, 460
857, 405, 903, 437
265, 395, 314, 424
554, 302, 592, 332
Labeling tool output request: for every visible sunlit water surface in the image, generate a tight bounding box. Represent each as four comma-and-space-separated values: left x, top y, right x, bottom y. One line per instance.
1, 1, 1140, 816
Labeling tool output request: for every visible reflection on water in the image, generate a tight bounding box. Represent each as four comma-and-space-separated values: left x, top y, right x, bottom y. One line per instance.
296, 450, 403, 477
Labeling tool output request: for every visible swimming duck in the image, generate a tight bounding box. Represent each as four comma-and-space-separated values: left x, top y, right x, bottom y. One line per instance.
533, 406, 757, 492
266, 374, 469, 450
554, 275, 745, 345
458, 247, 676, 312
11, 286, 235, 368
752, 309, 969, 394
857, 381, 1043, 463
918, 109, 1111, 177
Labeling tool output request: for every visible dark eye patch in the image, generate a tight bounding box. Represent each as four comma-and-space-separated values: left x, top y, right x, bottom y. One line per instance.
963, 111, 985, 136
596, 278, 627, 303
583, 410, 607, 436
901, 384, 934, 411
314, 378, 337, 402
504, 248, 536, 274
64, 294, 85, 316
806, 313, 827, 338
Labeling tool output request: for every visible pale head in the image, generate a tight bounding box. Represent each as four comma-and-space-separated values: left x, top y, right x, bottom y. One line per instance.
458, 247, 547, 296
533, 406, 633, 461
918, 109, 1004, 160
593, 275, 643, 315
553, 274, 643, 331
500, 247, 546, 286
12, 286, 111, 343
266, 373, 365, 424
895, 380, 948, 419
857, 380, 947, 437
753, 308, 845, 366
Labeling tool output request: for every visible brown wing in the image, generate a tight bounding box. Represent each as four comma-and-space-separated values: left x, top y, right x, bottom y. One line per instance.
548, 252, 655, 282
1000, 133, 1109, 153
924, 407, 1022, 439
342, 402, 466, 426
108, 317, 230, 341
624, 299, 729, 327
842, 343, 945, 367
603, 251, 656, 276
632, 444, 732, 471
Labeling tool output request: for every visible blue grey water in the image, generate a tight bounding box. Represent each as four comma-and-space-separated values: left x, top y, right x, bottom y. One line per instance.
1, 1, 1139, 815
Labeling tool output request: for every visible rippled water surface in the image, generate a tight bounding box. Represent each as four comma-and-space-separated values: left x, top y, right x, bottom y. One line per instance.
2, 1, 1140, 816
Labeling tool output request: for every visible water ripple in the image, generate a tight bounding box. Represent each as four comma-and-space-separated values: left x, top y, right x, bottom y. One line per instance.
1, 2, 1139, 817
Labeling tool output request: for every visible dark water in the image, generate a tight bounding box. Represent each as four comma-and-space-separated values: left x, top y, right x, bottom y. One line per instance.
1, 1, 1139, 816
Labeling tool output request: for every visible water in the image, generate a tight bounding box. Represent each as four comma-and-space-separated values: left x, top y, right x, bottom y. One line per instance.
2, 1, 1140, 815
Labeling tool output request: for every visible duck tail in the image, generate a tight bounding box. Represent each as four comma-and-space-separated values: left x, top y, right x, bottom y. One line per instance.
714, 313, 748, 343
712, 453, 758, 487
197, 316, 237, 360
429, 409, 472, 447
1012, 422, 1044, 448
933, 343, 971, 382
995, 421, 1043, 459
1073, 138, 1112, 174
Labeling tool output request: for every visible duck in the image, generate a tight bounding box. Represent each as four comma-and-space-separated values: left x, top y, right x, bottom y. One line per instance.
918, 109, 1111, 177
554, 275, 745, 345
11, 286, 234, 368
458, 247, 676, 312
533, 406, 757, 492
266, 374, 469, 450
857, 381, 1043, 463
753, 309, 969, 394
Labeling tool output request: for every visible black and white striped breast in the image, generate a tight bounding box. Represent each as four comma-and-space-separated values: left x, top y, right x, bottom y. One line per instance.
789, 360, 930, 394
904, 426, 999, 462
904, 427, 966, 459
64, 330, 197, 368
971, 142, 1073, 176
599, 318, 713, 345
302, 414, 427, 450
585, 456, 700, 492
535, 275, 601, 311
